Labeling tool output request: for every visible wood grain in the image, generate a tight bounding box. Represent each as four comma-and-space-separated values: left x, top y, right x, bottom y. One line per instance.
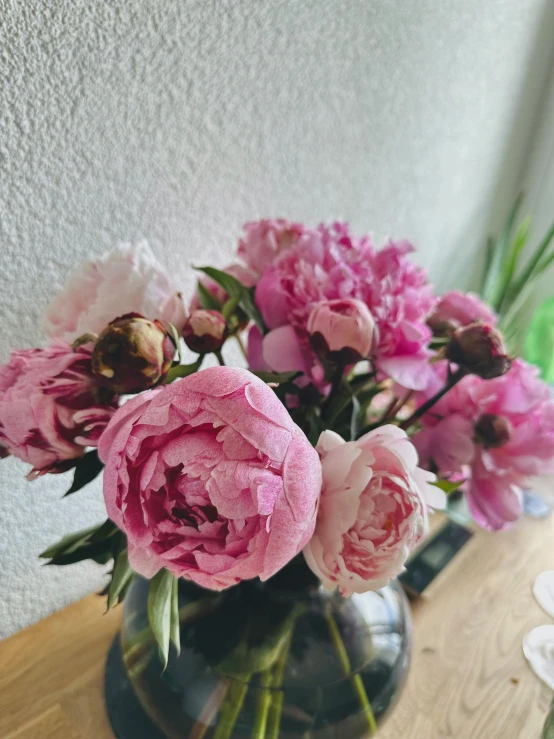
0, 515, 551, 739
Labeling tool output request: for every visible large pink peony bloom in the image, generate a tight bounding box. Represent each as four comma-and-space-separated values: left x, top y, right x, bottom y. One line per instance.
99, 366, 322, 589
304, 427, 440, 596
44, 241, 186, 342
412, 359, 554, 530
0, 342, 118, 476
254, 222, 436, 390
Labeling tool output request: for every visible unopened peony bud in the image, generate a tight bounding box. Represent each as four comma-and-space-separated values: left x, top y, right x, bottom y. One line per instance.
474, 413, 512, 449
446, 322, 511, 379
91, 313, 176, 393
307, 298, 375, 363
183, 310, 228, 355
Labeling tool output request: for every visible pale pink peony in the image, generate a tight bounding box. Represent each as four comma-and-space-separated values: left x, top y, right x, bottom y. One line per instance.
99, 366, 322, 589
0, 342, 118, 477
428, 291, 497, 332
307, 298, 375, 361
237, 219, 306, 279
412, 359, 554, 530
254, 222, 436, 390
304, 427, 440, 596
44, 241, 186, 342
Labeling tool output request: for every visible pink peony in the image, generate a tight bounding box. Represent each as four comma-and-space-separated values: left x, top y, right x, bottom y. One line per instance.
254, 222, 436, 390
304, 426, 440, 596
307, 298, 375, 362
44, 241, 186, 342
237, 219, 306, 279
0, 342, 118, 477
412, 359, 554, 530
428, 291, 497, 333
183, 310, 228, 354
99, 366, 322, 589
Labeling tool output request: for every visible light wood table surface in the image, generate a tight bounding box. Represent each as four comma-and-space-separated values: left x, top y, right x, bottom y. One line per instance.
0, 515, 552, 739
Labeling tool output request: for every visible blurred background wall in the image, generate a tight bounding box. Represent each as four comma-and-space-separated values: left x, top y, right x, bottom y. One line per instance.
1, 0, 554, 637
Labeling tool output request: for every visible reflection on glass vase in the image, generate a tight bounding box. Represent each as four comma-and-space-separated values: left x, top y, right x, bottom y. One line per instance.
117, 557, 411, 739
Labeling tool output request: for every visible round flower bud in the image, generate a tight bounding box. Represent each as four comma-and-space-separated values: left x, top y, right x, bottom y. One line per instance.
307, 298, 375, 363
91, 313, 176, 394
474, 413, 512, 449
446, 322, 511, 379
183, 310, 228, 355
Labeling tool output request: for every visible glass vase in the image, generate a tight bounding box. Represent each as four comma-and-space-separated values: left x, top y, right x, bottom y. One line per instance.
115, 559, 411, 738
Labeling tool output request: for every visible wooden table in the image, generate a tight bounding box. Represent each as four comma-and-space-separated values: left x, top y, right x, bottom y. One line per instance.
1, 515, 552, 739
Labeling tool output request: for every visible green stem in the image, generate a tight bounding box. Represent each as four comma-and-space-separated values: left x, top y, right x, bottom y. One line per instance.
213, 676, 250, 739
266, 628, 294, 739
215, 350, 226, 366
399, 367, 466, 431
325, 612, 377, 737
251, 668, 274, 738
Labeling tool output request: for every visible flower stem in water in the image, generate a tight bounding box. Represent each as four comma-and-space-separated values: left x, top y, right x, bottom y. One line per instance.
325, 611, 377, 736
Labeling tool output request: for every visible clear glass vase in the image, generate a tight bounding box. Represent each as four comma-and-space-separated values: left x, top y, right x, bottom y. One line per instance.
117, 558, 411, 738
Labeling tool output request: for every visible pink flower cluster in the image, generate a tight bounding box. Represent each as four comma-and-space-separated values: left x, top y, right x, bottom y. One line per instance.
413, 359, 554, 530
244, 221, 436, 390
0, 342, 118, 477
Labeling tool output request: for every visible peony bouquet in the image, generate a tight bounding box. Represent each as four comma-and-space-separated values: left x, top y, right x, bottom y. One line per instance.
2, 222, 554, 738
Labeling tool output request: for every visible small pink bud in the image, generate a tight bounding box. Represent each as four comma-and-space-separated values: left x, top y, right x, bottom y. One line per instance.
91, 313, 176, 393
474, 414, 512, 448
446, 322, 511, 379
183, 310, 228, 355
307, 298, 375, 363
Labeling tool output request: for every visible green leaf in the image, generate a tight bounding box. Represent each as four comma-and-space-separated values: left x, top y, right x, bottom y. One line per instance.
430, 479, 465, 495
164, 357, 203, 383
482, 194, 522, 310
480, 236, 496, 294
40, 524, 103, 559
107, 546, 134, 610
497, 216, 530, 311
508, 218, 554, 303
148, 569, 175, 669
40, 520, 122, 566
196, 280, 222, 310
196, 267, 265, 332
525, 296, 554, 383
252, 370, 302, 384
64, 450, 104, 496
170, 574, 181, 654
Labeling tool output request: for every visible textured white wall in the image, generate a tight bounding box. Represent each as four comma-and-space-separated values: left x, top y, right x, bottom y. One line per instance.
1, 0, 553, 637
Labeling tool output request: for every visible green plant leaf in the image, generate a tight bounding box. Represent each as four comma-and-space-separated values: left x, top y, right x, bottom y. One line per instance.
196, 267, 265, 332
508, 219, 554, 305
164, 357, 203, 383
63, 450, 104, 496
430, 479, 465, 495
482, 194, 522, 310
40, 520, 122, 566
170, 574, 181, 654
196, 280, 223, 310
221, 296, 240, 320
525, 296, 554, 383
480, 236, 496, 294
497, 216, 530, 312
107, 546, 134, 610
148, 569, 175, 669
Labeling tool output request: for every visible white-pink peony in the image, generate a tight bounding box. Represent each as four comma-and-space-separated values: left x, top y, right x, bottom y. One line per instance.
44, 241, 186, 342
304, 427, 442, 595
